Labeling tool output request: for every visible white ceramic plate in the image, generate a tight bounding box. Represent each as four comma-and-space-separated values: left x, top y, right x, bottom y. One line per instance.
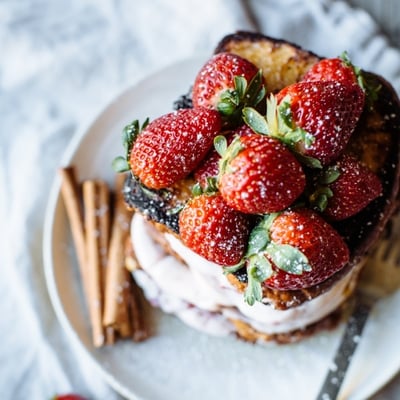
43, 57, 400, 400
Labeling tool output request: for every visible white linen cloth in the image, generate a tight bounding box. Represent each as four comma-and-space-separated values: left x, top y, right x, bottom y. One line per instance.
1, 0, 399, 399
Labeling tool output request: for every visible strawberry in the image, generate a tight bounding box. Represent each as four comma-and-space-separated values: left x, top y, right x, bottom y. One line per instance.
218, 133, 306, 214
52, 395, 87, 400
237, 209, 350, 303
303, 55, 360, 86
123, 108, 222, 189
310, 154, 382, 220
266, 209, 350, 289
179, 194, 250, 266
193, 124, 253, 190
275, 80, 365, 165
192, 52, 265, 124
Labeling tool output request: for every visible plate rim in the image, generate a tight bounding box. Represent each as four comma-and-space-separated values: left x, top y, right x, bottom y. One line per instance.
42, 55, 207, 400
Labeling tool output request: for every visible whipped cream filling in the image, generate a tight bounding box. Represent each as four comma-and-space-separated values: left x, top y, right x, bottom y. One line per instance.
131, 214, 356, 336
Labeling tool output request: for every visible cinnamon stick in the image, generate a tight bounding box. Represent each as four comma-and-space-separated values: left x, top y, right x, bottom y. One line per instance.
103, 173, 133, 334
60, 167, 149, 345
116, 267, 133, 338
96, 181, 115, 344
83, 180, 107, 347
58, 167, 88, 297
129, 275, 150, 342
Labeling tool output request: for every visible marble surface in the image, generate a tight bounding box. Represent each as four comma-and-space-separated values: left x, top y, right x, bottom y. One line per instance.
1, 0, 399, 399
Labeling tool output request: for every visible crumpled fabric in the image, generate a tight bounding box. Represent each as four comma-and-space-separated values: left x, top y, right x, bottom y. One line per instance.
1, 0, 399, 399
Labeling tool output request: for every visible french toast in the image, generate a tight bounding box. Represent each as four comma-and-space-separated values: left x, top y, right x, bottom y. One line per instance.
121, 32, 400, 342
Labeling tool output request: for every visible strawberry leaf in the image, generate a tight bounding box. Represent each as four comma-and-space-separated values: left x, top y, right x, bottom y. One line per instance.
112, 156, 130, 173
278, 99, 294, 128
313, 193, 329, 211
122, 119, 149, 157
249, 255, 272, 281
246, 226, 269, 256
319, 166, 340, 185
363, 73, 382, 108
255, 86, 267, 106
223, 260, 245, 275
214, 135, 228, 157
242, 107, 269, 135
112, 118, 149, 173
244, 70, 265, 107
294, 153, 322, 169
217, 70, 265, 126
234, 75, 247, 98
218, 99, 237, 116
265, 242, 312, 275
191, 182, 203, 196
244, 255, 272, 305
245, 213, 279, 256
309, 186, 334, 212
165, 204, 184, 215
250, 94, 319, 162
192, 177, 218, 196
340, 51, 382, 105
204, 177, 219, 193
218, 135, 244, 178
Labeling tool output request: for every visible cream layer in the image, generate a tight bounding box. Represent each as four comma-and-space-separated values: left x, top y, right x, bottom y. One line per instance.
131, 214, 354, 337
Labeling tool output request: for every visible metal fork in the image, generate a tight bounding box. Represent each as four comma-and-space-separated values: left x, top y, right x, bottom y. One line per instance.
316, 214, 400, 400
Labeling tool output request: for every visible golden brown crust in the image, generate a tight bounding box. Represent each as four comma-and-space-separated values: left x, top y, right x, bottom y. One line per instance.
230, 300, 349, 344
214, 31, 320, 92
227, 255, 365, 310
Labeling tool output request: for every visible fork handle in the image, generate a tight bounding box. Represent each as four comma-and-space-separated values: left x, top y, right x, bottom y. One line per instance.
316, 300, 373, 400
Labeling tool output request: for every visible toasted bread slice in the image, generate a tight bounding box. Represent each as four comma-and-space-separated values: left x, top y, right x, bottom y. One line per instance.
214, 31, 320, 92
123, 32, 400, 310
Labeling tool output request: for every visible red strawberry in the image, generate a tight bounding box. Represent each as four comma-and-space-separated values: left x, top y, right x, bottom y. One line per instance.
239, 209, 349, 304
219, 134, 306, 214
129, 108, 222, 189
311, 154, 382, 220
179, 194, 250, 266
192, 53, 264, 124
276, 80, 365, 165
265, 209, 349, 289
194, 124, 253, 189
303, 56, 360, 86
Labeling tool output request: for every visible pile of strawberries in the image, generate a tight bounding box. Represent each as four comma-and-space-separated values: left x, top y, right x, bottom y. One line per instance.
114, 52, 382, 305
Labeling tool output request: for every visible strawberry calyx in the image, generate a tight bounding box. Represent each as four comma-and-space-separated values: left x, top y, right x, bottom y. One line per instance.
340, 52, 381, 107
217, 70, 266, 126
309, 165, 341, 212
112, 118, 149, 173
340, 51, 364, 89
243, 96, 322, 169
224, 213, 312, 306
215, 134, 245, 179
191, 134, 243, 196
192, 177, 219, 196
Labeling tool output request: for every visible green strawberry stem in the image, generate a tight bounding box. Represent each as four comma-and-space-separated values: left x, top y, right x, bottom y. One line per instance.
340, 51, 381, 107
217, 70, 266, 126
243, 96, 323, 169
216, 135, 244, 182
309, 165, 340, 211
112, 118, 149, 173
244, 255, 272, 305
228, 213, 313, 306
191, 177, 219, 196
